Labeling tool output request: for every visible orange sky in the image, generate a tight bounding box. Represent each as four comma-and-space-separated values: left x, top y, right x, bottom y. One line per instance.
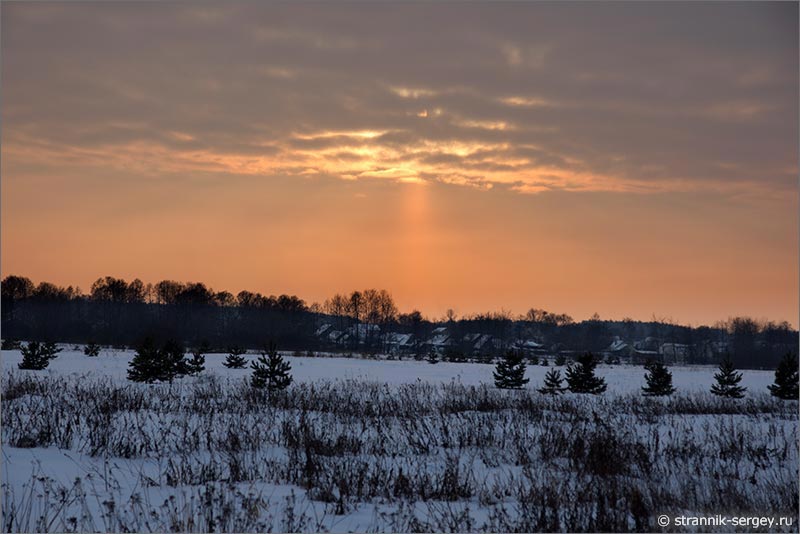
2, 2, 798, 326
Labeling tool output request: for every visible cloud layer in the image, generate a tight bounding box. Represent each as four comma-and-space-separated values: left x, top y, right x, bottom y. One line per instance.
3, 2, 797, 196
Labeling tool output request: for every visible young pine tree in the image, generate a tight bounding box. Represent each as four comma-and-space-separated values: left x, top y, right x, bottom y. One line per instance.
641, 359, 676, 396
184, 344, 207, 376
539, 368, 567, 395
18, 341, 51, 370
710, 358, 747, 398
251, 342, 292, 392
554, 354, 567, 366
224, 346, 248, 369
127, 338, 185, 383
493, 350, 529, 389
768, 353, 798, 400
161, 339, 187, 381
127, 338, 164, 383
84, 342, 101, 357
565, 352, 607, 394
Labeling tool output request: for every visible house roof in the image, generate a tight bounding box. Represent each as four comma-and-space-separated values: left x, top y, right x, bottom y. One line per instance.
514, 339, 544, 349
328, 330, 349, 342
347, 323, 381, 337
426, 334, 452, 346
385, 332, 414, 345
606, 339, 628, 352
315, 324, 333, 337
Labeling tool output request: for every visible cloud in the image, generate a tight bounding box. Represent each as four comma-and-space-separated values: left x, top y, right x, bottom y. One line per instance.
2, 2, 796, 197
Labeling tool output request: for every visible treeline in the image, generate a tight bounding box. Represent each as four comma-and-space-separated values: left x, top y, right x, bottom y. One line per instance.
1, 275, 313, 349
1, 275, 797, 368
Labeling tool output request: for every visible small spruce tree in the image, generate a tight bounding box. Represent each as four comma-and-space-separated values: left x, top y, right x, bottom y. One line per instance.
641, 359, 676, 396
565, 352, 607, 394
84, 342, 101, 357
768, 353, 798, 400
493, 350, 529, 389
127, 338, 185, 383
127, 338, 164, 383
251, 342, 292, 392
161, 339, 187, 381
554, 354, 567, 366
185, 344, 207, 376
539, 368, 567, 395
18, 341, 51, 370
224, 346, 248, 369
710, 358, 746, 398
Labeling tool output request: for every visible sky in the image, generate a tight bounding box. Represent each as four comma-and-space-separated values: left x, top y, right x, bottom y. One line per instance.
2, 2, 797, 325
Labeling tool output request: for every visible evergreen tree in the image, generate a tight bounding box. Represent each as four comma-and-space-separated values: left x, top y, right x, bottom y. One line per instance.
18, 341, 51, 370
251, 342, 292, 391
768, 353, 798, 400
710, 358, 747, 398
540, 357, 549, 366
565, 352, 607, 394
641, 359, 675, 396
161, 339, 187, 381
127, 338, 185, 383
539, 368, 566, 394
224, 346, 248, 369
493, 350, 529, 389
554, 354, 567, 366
127, 338, 164, 383
84, 342, 101, 357
185, 344, 207, 376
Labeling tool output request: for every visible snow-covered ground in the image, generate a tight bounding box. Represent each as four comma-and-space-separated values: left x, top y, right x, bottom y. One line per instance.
0, 347, 778, 394
1, 347, 796, 533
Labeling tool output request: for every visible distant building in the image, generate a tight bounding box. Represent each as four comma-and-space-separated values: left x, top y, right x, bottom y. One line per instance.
602, 337, 631, 362
511, 338, 547, 357
464, 333, 498, 354
384, 332, 415, 354
634, 337, 660, 352
423, 328, 454, 354
314, 324, 333, 338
